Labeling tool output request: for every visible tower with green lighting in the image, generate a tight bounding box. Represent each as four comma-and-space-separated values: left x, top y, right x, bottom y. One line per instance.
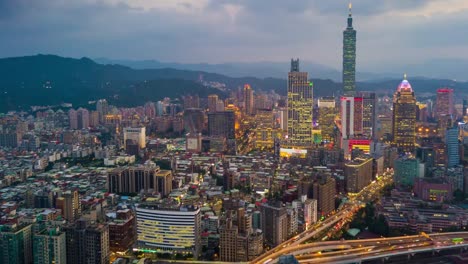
343, 2, 356, 96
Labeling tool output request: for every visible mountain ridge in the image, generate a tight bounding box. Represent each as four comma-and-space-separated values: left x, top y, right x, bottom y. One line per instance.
1, 55, 467, 113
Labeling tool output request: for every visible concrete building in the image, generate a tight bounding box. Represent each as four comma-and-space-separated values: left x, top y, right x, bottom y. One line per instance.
345, 156, 373, 193
63, 220, 110, 264
244, 84, 254, 116
123, 127, 146, 149
33, 227, 67, 264
56, 189, 81, 222
312, 175, 336, 217
108, 164, 173, 196
435, 88, 454, 121
0, 223, 33, 264
394, 156, 424, 186
108, 209, 136, 253
260, 203, 288, 247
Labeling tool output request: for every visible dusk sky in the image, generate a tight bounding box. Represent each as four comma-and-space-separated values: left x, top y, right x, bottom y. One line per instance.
1, 0, 467, 71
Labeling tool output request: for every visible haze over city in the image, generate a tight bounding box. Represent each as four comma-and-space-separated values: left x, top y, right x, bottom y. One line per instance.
1, 0, 468, 76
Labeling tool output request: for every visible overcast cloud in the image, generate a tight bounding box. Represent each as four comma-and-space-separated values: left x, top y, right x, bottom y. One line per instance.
0, 0, 467, 71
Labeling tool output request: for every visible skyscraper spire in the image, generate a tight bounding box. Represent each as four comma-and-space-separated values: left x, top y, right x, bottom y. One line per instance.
347, 2, 353, 28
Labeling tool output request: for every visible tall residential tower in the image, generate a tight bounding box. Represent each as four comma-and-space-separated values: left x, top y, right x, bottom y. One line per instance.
343, 3, 357, 96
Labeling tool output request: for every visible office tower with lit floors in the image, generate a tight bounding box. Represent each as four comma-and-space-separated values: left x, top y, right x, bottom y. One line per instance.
343, 3, 357, 96
435, 88, 454, 121
392, 75, 417, 153
244, 84, 254, 116
357, 91, 377, 139
318, 97, 337, 143
287, 59, 313, 148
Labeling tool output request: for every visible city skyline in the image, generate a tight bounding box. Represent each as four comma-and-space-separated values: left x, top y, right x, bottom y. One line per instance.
1, 0, 468, 73
2, 1, 468, 264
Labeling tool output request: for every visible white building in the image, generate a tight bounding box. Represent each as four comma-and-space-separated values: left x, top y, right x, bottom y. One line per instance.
123, 127, 146, 149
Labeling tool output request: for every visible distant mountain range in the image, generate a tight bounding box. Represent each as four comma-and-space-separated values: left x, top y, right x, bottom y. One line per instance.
95, 58, 342, 81
95, 58, 468, 82
0, 55, 467, 113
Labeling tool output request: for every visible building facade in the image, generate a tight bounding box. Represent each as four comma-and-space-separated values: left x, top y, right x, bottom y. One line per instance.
342, 3, 357, 95
392, 76, 417, 153
135, 200, 201, 259
287, 59, 313, 148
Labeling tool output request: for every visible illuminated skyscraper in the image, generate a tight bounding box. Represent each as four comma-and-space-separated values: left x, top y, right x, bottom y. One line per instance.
357, 91, 377, 139
244, 84, 254, 115
343, 3, 357, 95
392, 75, 417, 153
435, 88, 454, 121
287, 59, 313, 148
318, 97, 336, 143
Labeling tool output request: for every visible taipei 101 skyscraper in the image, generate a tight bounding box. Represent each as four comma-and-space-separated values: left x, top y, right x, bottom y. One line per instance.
342, 2, 356, 96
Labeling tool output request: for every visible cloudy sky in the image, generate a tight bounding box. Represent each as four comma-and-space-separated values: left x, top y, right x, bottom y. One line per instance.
1, 0, 467, 71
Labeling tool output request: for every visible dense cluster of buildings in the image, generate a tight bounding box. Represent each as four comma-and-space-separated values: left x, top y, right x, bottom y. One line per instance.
1, 3, 468, 264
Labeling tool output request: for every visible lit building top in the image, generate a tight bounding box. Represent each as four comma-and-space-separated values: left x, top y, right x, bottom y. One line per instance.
397, 74, 413, 92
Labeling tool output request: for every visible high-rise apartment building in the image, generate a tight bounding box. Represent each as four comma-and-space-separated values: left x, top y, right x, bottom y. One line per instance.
287, 59, 313, 148
318, 97, 336, 143
89, 111, 99, 127
135, 199, 201, 259
219, 218, 238, 262
77, 108, 90, 129
96, 99, 109, 123
183, 95, 200, 109
0, 223, 33, 264
345, 156, 373, 193
303, 199, 318, 229
436, 88, 454, 121
108, 164, 173, 196
244, 84, 254, 115
392, 76, 417, 153
108, 209, 137, 253
56, 189, 81, 222
343, 3, 357, 95
260, 202, 288, 247
208, 111, 235, 140
312, 175, 336, 217
69, 109, 78, 129
63, 220, 110, 264
33, 227, 67, 264
208, 94, 219, 112
183, 108, 205, 134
